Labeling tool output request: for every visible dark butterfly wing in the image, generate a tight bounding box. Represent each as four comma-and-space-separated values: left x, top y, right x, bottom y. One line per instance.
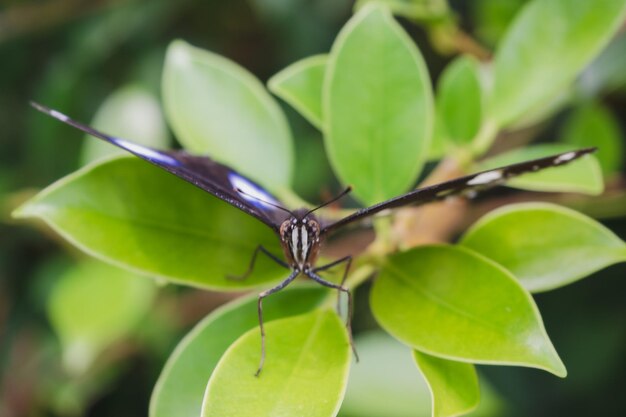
322, 148, 596, 234
31, 102, 289, 232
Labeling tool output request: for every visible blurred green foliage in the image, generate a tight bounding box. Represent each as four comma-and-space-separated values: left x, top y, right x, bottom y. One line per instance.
2, 1, 626, 416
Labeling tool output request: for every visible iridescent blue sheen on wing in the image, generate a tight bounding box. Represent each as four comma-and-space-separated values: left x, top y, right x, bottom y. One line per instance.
30, 102, 289, 232
110, 137, 181, 167
227, 172, 281, 210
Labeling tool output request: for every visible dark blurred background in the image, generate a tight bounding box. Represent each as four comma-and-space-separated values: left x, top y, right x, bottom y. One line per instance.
1, 1, 625, 416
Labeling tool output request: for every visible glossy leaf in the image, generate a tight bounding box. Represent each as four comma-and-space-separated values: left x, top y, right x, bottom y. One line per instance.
478, 144, 604, 195
47, 260, 155, 374
579, 32, 626, 96
340, 331, 431, 417
202, 309, 351, 417
428, 111, 450, 160
472, 0, 525, 47
354, 0, 450, 20
370, 245, 566, 376
163, 40, 293, 189
150, 286, 328, 417
489, 0, 626, 127
436, 56, 483, 148
268, 55, 326, 130
340, 332, 502, 417
413, 351, 479, 417
506, 88, 573, 130
80, 85, 170, 166
561, 102, 623, 175
460, 203, 626, 293
14, 157, 285, 290
324, 3, 433, 205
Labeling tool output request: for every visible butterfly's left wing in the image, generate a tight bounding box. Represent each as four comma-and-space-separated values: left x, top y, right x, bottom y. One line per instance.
31, 102, 289, 232
321, 148, 596, 234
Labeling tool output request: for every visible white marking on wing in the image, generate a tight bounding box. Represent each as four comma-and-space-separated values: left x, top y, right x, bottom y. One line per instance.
229, 173, 279, 209
114, 138, 180, 166
467, 170, 503, 186
436, 188, 455, 198
49, 109, 69, 122
554, 152, 577, 164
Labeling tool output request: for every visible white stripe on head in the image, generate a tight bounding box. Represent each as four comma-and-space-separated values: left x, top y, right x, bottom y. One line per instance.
291, 227, 299, 261
467, 170, 503, 186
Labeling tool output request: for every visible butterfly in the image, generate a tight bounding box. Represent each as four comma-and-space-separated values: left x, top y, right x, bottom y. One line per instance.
31, 102, 595, 375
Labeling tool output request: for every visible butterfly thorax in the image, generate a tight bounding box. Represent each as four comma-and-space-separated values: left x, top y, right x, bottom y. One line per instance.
279, 210, 322, 271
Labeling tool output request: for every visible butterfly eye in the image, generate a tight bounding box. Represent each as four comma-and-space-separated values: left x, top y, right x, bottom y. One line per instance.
309, 220, 320, 236
279, 220, 291, 240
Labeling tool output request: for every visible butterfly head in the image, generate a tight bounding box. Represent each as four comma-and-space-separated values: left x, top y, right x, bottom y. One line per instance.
280, 210, 322, 270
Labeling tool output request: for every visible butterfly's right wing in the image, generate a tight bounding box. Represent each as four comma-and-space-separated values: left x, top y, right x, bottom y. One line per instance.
31, 102, 289, 232
321, 148, 596, 234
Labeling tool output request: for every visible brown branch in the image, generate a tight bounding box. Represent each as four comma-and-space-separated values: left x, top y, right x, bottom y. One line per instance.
427, 18, 492, 61
451, 28, 492, 61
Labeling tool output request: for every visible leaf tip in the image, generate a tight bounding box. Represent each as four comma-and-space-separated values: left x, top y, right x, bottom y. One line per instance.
11, 200, 38, 220
547, 355, 568, 378
266, 75, 280, 95
527, 331, 567, 378
537, 339, 568, 378
583, 155, 605, 196
166, 39, 193, 68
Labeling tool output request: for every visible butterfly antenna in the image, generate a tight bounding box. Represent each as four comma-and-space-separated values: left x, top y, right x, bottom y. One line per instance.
306, 186, 352, 217
235, 188, 292, 214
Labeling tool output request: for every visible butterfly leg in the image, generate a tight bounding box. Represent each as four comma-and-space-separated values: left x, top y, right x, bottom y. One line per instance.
312, 256, 352, 314
228, 245, 289, 281
255, 269, 300, 377
304, 270, 359, 362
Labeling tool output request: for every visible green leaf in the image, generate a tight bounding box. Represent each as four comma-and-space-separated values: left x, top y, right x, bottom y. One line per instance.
478, 144, 604, 195
163, 40, 293, 189
561, 102, 623, 175
428, 111, 450, 160
472, 0, 525, 47
14, 157, 285, 290
202, 309, 351, 417
268, 55, 327, 130
47, 260, 155, 374
324, 3, 433, 205
505, 88, 573, 131
460, 202, 626, 293
340, 331, 432, 417
80, 85, 170, 166
150, 286, 328, 417
370, 245, 566, 377
436, 56, 483, 148
339, 331, 503, 417
579, 32, 626, 96
489, 0, 626, 127
413, 351, 479, 417
354, 0, 450, 21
